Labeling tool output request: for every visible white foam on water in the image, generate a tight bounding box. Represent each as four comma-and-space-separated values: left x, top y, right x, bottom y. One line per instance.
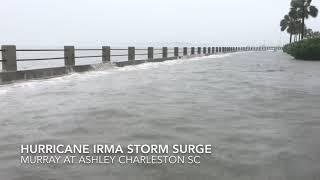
0, 53, 234, 91
116, 53, 232, 72
0, 89, 7, 96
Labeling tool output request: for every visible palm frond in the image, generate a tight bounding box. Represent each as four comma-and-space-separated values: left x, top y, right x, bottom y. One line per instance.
309, 6, 318, 17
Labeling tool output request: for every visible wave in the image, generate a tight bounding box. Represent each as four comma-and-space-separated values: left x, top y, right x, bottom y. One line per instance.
0, 53, 232, 94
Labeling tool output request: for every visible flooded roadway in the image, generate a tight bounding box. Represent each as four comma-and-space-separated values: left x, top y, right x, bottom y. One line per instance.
1, 51, 320, 180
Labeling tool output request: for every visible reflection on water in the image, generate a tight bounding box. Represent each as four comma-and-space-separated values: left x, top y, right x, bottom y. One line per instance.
1, 52, 320, 180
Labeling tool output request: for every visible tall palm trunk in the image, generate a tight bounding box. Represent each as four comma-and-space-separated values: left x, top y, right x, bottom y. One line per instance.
301, 11, 305, 39
290, 33, 292, 43
299, 33, 301, 41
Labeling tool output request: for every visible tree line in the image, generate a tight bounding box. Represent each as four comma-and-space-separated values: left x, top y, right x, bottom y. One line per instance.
280, 0, 318, 43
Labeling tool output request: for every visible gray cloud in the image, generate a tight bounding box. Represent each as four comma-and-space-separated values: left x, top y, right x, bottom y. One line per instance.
0, 0, 319, 47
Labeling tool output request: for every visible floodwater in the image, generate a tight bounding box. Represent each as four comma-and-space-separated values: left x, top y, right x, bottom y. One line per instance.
1, 51, 320, 180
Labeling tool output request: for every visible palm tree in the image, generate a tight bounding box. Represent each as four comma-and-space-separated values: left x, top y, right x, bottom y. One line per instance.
289, 5, 302, 40
291, 0, 318, 39
280, 15, 298, 43
304, 28, 313, 38
311, 31, 320, 38
305, 29, 320, 38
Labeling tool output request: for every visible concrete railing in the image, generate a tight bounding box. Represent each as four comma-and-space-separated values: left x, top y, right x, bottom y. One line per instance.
0, 45, 282, 83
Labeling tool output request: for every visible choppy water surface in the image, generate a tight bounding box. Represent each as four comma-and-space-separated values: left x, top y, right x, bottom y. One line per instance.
1, 52, 320, 180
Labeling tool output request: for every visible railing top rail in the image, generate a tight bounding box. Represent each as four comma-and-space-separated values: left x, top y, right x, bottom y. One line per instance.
16, 49, 64, 52
110, 48, 127, 51
75, 49, 102, 51
74, 55, 103, 59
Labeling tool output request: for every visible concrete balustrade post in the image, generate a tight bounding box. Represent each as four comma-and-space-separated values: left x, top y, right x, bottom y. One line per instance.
64, 46, 75, 66
191, 47, 195, 55
148, 47, 154, 60
162, 47, 168, 58
203, 47, 207, 55
174, 47, 179, 57
1, 45, 17, 71
128, 47, 135, 61
183, 47, 188, 56
102, 46, 111, 63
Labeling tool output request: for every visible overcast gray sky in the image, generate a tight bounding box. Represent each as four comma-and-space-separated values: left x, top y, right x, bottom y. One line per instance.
0, 0, 319, 47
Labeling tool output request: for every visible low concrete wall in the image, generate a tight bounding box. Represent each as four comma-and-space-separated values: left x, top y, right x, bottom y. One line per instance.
0, 64, 112, 84
114, 57, 180, 67
0, 54, 206, 84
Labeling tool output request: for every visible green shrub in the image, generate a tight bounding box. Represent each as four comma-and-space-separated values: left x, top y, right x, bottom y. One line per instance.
283, 38, 320, 60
